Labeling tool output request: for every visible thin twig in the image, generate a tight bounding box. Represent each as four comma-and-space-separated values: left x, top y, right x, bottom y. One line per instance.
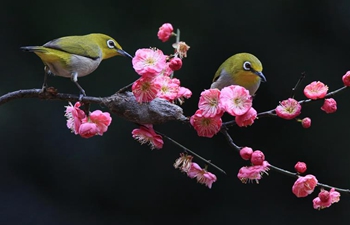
156, 130, 226, 174
220, 126, 241, 151
290, 72, 306, 98
117, 82, 134, 93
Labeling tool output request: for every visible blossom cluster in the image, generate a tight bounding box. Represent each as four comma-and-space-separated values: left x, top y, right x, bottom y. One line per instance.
131, 23, 191, 104
190, 85, 257, 138
291, 173, 340, 210
274, 72, 350, 128
174, 153, 217, 189
290, 161, 341, 210
64, 102, 112, 138
237, 147, 270, 183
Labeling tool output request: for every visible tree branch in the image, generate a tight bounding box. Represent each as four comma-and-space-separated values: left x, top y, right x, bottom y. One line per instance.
0, 88, 188, 125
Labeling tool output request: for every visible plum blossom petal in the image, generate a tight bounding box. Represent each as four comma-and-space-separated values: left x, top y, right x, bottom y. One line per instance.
235, 107, 257, 127
132, 124, 163, 150
64, 102, 86, 134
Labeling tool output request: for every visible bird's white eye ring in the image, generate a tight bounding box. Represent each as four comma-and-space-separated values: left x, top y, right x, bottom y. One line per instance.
243, 61, 251, 71
107, 40, 115, 49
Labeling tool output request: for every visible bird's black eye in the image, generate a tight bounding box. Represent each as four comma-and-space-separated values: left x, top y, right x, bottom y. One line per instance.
107, 40, 115, 49
243, 61, 251, 71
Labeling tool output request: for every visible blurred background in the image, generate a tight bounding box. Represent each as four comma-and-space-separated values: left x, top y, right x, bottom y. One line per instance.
1, 0, 350, 224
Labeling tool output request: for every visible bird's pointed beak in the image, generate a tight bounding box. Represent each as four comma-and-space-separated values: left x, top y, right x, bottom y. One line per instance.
116, 49, 133, 59
255, 71, 267, 82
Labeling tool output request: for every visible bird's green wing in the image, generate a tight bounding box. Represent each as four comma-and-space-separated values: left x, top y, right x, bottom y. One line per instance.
43, 35, 101, 60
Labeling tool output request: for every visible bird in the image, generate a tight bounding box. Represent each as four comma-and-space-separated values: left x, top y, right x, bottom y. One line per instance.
20, 33, 133, 96
210, 53, 266, 95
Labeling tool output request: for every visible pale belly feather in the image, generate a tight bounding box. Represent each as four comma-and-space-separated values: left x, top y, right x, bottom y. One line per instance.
46, 54, 102, 78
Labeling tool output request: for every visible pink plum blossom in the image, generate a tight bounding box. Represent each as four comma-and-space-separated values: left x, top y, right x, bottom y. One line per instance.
132, 76, 161, 103
187, 162, 203, 179
88, 110, 112, 135
313, 188, 340, 210
235, 107, 257, 127
132, 124, 164, 150
190, 109, 222, 138
64, 102, 112, 138
342, 71, 350, 86
197, 171, 217, 189
169, 57, 182, 71
157, 23, 174, 42
321, 98, 337, 114
292, 174, 318, 197
220, 85, 252, 116
294, 161, 307, 174
132, 48, 167, 77
187, 163, 217, 189
65, 102, 86, 134
198, 89, 223, 117
240, 147, 253, 161
303, 81, 328, 100
275, 98, 301, 120
154, 76, 180, 101
237, 161, 270, 184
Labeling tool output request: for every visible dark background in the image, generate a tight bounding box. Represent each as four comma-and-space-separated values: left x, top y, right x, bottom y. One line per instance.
1, 0, 350, 224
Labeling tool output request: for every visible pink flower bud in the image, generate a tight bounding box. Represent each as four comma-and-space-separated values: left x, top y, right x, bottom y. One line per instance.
169, 57, 182, 71
319, 190, 330, 202
78, 122, 98, 138
240, 147, 253, 160
342, 71, 350, 86
301, 117, 311, 128
251, 150, 265, 165
157, 23, 173, 42
321, 98, 337, 114
294, 161, 307, 174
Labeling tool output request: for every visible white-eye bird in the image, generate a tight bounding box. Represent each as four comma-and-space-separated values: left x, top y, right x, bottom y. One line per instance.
210, 53, 266, 95
20, 33, 133, 96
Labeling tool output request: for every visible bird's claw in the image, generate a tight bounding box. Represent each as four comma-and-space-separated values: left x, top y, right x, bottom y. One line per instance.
78, 93, 85, 102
